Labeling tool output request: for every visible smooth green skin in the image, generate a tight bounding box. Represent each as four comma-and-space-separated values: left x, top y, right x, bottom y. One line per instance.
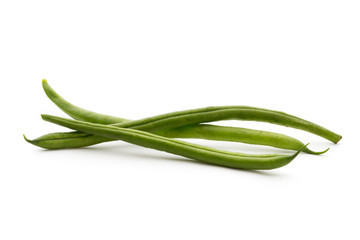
34, 114, 307, 170
42, 79, 322, 127
26, 124, 327, 155
113, 108, 341, 144
37, 80, 334, 153
24, 130, 279, 158
42, 79, 127, 124
156, 125, 328, 154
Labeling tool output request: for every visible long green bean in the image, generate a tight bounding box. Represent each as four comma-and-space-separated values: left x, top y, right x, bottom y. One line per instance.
36, 80, 336, 153
113, 108, 341, 145
41, 79, 315, 126
26, 125, 328, 154
24, 131, 278, 158
36, 114, 307, 170
42, 80, 341, 143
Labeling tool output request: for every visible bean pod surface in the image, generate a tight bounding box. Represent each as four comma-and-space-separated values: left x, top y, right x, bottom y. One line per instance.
34, 80, 338, 153
34, 114, 307, 170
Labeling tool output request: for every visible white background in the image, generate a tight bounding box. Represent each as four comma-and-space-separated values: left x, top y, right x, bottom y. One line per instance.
1, 0, 359, 239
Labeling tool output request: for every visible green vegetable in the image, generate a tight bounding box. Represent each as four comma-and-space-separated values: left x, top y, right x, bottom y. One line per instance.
26, 125, 328, 154
24, 80, 342, 170
32, 114, 307, 170
33, 80, 335, 154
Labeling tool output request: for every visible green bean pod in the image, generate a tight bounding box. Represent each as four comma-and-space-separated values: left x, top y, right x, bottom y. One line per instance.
113, 108, 341, 144
37, 80, 336, 153
25, 124, 327, 155
35, 114, 307, 170
42, 79, 316, 126
156, 125, 328, 154
24, 130, 279, 158
42, 79, 342, 143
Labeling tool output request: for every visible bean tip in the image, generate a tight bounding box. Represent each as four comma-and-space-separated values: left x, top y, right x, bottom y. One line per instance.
294, 143, 309, 157
304, 144, 330, 155
40, 114, 54, 123
334, 135, 342, 144
316, 147, 330, 155
41, 114, 50, 120
23, 134, 45, 148
23, 134, 32, 143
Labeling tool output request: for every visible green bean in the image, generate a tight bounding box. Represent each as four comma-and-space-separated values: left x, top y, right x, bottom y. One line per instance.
38, 115, 302, 158
42, 79, 311, 125
113, 108, 341, 145
24, 131, 278, 158
25, 125, 328, 155
42, 80, 341, 143
38, 80, 335, 153
156, 125, 329, 154
35, 114, 307, 170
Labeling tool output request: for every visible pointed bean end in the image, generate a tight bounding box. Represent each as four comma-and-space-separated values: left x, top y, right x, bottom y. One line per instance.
23, 134, 37, 145
304, 145, 330, 155
313, 147, 330, 155
24, 134, 51, 149
23, 134, 30, 143
294, 143, 309, 157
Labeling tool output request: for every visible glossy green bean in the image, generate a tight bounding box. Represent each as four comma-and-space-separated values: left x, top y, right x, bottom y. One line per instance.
156, 125, 328, 154
38, 80, 335, 153
24, 130, 278, 158
113, 108, 341, 145
36, 114, 307, 170
26, 125, 327, 155
42, 79, 313, 125
42, 80, 341, 143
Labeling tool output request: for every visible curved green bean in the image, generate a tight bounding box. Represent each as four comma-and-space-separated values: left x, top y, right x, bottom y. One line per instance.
42, 80, 341, 143
42, 79, 314, 125
35, 114, 307, 170
156, 125, 329, 154
24, 130, 278, 158
38, 80, 335, 153
114, 108, 341, 145
25, 125, 328, 155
